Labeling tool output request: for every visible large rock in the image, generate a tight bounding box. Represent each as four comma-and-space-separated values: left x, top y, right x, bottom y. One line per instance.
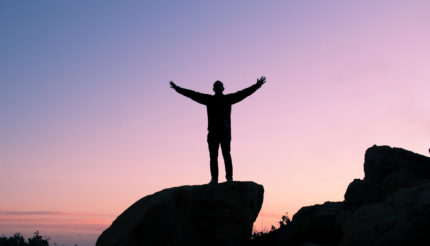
344, 145, 430, 207
341, 182, 430, 246
259, 145, 430, 246
277, 202, 353, 246
96, 181, 264, 246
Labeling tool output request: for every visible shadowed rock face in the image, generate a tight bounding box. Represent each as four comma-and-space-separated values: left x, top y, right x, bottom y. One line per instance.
262, 145, 430, 246
341, 182, 430, 246
344, 145, 430, 207
96, 181, 264, 246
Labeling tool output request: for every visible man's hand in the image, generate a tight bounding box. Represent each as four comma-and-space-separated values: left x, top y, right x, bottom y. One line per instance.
169, 81, 178, 90
256, 76, 266, 86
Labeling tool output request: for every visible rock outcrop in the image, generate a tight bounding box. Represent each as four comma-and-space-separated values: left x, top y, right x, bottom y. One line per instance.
256, 145, 430, 246
341, 182, 430, 246
96, 181, 264, 246
344, 145, 430, 207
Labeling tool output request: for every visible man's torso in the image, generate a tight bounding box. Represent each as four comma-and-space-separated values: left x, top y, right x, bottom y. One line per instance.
206, 94, 232, 133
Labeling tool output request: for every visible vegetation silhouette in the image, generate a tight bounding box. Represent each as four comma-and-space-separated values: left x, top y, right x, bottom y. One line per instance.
0, 231, 50, 246
249, 213, 291, 246
170, 76, 266, 184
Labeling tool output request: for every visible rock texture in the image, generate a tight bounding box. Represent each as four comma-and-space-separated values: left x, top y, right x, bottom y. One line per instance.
96, 181, 264, 246
255, 145, 430, 246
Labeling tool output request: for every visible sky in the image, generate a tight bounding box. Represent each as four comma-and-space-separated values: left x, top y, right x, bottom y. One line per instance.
1, 1, 430, 245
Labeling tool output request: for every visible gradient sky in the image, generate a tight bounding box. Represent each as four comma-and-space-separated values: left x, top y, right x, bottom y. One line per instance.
1, 1, 430, 245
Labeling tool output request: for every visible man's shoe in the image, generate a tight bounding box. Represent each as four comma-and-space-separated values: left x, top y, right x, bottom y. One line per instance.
226, 178, 233, 183
209, 179, 218, 185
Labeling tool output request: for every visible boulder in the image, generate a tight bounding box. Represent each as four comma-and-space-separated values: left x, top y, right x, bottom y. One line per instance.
363, 145, 430, 183
341, 182, 430, 246
96, 181, 264, 246
344, 145, 430, 207
264, 145, 430, 246
277, 202, 353, 246
340, 146, 430, 246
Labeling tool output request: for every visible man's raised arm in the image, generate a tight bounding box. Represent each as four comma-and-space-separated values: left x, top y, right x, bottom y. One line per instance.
228, 76, 266, 104
169, 81, 210, 105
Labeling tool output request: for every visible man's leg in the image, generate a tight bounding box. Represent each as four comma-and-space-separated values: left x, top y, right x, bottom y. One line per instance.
220, 138, 233, 181
208, 135, 220, 183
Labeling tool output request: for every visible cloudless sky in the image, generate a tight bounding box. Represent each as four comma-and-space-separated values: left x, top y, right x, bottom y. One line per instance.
1, 1, 430, 245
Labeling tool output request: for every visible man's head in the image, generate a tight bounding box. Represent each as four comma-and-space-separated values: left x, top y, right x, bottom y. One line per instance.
213, 80, 224, 94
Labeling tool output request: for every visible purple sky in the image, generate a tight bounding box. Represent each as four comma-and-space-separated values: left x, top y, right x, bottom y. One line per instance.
1, 1, 430, 245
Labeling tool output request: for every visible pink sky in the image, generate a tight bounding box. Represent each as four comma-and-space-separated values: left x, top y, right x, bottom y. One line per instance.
1, 1, 430, 245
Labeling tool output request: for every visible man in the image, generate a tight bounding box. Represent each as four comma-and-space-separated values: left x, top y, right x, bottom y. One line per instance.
169, 76, 266, 184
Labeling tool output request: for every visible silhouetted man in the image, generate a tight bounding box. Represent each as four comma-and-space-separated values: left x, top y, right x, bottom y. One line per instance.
169, 76, 266, 184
